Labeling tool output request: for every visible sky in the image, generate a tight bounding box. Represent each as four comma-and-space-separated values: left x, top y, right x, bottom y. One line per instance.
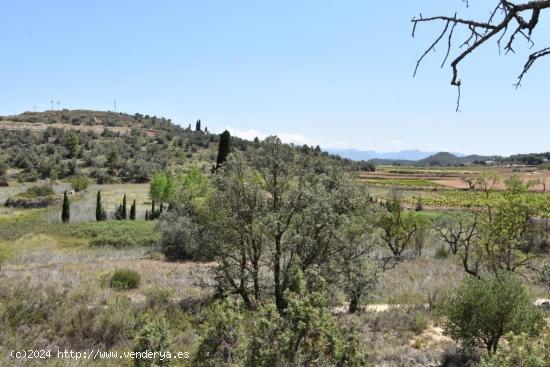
1, 0, 549, 156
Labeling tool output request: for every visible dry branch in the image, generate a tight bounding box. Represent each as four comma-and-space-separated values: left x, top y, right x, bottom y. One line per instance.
412, 0, 550, 110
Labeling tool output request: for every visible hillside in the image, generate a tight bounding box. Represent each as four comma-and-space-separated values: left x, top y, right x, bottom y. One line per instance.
0, 110, 364, 185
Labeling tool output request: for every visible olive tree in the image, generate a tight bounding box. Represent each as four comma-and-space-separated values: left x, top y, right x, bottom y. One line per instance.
443, 271, 543, 355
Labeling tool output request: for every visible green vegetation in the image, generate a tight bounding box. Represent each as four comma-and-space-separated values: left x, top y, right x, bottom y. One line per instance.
1, 113, 549, 365
16, 184, 54, 198
443, 272, 543, 355
366, 178, 444, 188
58, 220, 159, 247
68, 175, 90, 192
110, 269, 141, 290
61, 190, 70, 223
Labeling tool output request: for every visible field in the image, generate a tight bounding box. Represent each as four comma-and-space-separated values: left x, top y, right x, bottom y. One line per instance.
1, 162, 549, 366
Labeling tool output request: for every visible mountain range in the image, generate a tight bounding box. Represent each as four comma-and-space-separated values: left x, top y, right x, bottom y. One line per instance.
326, 148, 465, 162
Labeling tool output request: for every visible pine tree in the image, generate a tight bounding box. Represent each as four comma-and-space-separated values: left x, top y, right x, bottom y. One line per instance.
216, 130, 231, 169
195, 119, 201, 131
61, 190, 70, 223
96, 190, 106, 221
130, 200, 136, 220
122, 194, 127, 219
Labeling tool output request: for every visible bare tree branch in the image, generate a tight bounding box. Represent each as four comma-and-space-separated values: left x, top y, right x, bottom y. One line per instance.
412, 0, 550, 110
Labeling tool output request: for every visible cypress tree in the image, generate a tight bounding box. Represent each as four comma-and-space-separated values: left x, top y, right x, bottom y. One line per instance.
145, 210, 149, 221
195, 119, 201, 131
96, 190, 106, 221
130, 200, 136, 220
151, 199, 155, 219
61, 190, 70, 223
216, 130, 231, 169
122, 194, 127, 219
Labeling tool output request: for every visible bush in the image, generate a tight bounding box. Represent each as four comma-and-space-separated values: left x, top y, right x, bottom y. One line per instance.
0, 244, 12, 270
442, 271, 543, 355
68, 176, 90, 192
159, 214, 201, 260
434, 246, 450, 259
478, 329, 550, 367
133, 315, 171, 367
17, 184, 54, 198
109, 269, 141, 290
61, 221, 159, 248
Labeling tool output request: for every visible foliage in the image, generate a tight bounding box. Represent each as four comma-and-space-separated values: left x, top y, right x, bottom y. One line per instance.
133, 315, 171, 367
378, 191, 420, 256
109, 269, 141, 290
68, 175, 90, 192
16, 184, 54, 198
478, 329, 550, 367
149, 171, 175, 204
96, 190, 107, 221
158, 212, 202, 260
216, 129, 231, 168
130, 199, 136, 220
195, 299, 246, 366
442, 271, 543, 355
114, 193, 128, 220
61, 190, 70, 223
59, 220, 159, 247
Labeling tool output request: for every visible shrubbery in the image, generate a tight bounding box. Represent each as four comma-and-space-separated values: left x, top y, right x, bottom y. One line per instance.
109, 269, 141, 290
442, 271, 543, 355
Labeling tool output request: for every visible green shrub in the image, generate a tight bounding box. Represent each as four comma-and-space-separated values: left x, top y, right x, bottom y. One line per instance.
17, 184, 54, 198
133, 315, 171, 367
0, 244, 11, 270
434, 246, 450, 259
68, 176, 90, 192
60, 220, 159, 248
110, 269, 141, 290
442, 271, 543, 355
479, 329, 550, 367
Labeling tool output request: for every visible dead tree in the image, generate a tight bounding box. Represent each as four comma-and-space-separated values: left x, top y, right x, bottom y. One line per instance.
412, 1, 550, 111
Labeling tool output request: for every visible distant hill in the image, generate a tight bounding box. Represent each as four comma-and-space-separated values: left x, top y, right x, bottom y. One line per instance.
0, 110, 365, 185
327, 148, 465, 162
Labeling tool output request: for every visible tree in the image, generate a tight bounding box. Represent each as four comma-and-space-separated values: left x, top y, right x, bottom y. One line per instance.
331, 197, 381, 313
413, 1, 550, 110
122, 194, 127, 220
96, 190, 107, 221
149, 171, 175, 205
443, 271, 543, 355
61, 190, 70, 223
195, 119, 201, 131
435, 211, 482, 277
461, 176, 477, 190
114, 194, 128, 220
129, 200, 136, 220
378, 191, 418, 257
216, 130, 231, 169
478, 175, 541, 275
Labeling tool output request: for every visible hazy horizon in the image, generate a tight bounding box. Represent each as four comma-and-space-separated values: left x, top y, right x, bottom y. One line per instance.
1, 1, 549, 156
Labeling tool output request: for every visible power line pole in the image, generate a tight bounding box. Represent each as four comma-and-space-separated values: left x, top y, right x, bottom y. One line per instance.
114, 99, 117, 112
56, 101, 60, 110
50, 100, 54, 110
